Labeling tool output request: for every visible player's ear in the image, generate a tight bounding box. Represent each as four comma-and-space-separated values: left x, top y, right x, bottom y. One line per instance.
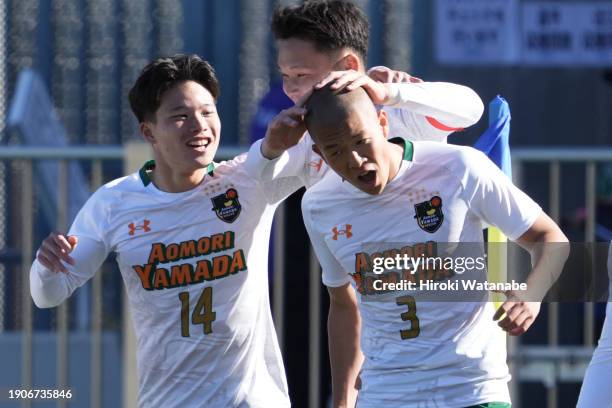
311, 144, 326, 162
140, 122, 155, 144
334, 52, 360, 71
343, 53, 360, 71
378, 109, 389, 139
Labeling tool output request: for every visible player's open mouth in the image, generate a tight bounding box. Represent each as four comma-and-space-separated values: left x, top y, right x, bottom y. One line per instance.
357, 170, 376, 185
186, 138, 211, 152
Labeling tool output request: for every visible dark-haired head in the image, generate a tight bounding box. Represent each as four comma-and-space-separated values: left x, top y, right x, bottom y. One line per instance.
271, 0, 369, 64
129, 54, 220, 123
130, 55, 222, 191
272, 1, 370, 103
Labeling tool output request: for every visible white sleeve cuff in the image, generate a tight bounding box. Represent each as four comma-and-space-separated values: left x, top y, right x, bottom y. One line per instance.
508, 208, 544, 241
383, 83, 402, 106
322, 273, 352, 288
243, 139, 284, 180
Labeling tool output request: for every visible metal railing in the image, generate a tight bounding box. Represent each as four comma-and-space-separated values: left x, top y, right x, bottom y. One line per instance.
2, 147, 122, 408
510, 147, 612, 408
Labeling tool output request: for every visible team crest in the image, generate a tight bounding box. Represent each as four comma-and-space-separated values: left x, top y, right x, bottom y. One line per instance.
414, 196, 443, 233
211, 188, 241, 223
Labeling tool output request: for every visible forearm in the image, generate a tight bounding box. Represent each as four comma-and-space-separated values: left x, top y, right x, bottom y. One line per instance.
384, 82, 484, 128
328, 302, 363, 408
516, 214, 570, 300
30, 260, 73, 308
525, 233, 570, 301
30, 236, 108, 308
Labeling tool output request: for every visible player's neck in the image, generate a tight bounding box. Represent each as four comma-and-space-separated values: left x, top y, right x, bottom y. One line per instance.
149, 163, 207, 193
386, 141, 404, 183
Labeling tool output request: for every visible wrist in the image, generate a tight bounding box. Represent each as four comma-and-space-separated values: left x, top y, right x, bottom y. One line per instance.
523, 279, 548, 302
260, 138, 283, 160
381, 83, 400, 105
332, 395, 350, 408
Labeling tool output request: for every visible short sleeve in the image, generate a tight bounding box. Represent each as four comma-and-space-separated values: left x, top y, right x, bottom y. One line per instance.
462, 149, 542, 240
302, 195, 351, 287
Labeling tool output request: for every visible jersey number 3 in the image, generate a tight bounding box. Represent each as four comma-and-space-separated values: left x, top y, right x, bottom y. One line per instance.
179, 287, 216, 337
396, 295, 420, 340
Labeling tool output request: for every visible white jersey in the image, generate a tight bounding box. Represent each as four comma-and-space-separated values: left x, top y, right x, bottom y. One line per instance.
300, 82, 484, 188
30, 143, 299, 408
577, 242, 612, 407
302, 140, 542, 407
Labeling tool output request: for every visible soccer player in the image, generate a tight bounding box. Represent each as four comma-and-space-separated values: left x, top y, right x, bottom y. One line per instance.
29, 55, 297, 407
299, 85, 569, 407
576, 242, 612, 407
263, 0, 485, 181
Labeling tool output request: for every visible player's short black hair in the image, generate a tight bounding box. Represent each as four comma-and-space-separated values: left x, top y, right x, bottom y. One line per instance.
271, 0, 369, 63
128, 54, 220, 123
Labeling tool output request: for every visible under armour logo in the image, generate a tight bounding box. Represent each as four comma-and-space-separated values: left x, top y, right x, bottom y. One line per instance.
309, 159, 324, 172
128, 219, 151, 236
332, 224, 352, 240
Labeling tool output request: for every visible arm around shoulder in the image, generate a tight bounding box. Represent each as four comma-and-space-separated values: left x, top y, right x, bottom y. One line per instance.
384, 81, 484, 129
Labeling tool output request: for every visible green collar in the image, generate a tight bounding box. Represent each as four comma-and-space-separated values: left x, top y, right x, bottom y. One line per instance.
388, 137, 414, 161
138, 160, 215, 187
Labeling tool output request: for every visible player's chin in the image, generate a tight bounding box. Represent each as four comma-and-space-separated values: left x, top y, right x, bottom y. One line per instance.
353, 173, 383, 194
359, 178, 385, 195
182, 155, 213, 172
191, 149, 216, 165
202, 150, 217, 164
353, 180, 384, 195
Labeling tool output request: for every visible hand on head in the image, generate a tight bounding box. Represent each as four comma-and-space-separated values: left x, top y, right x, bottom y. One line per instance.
314, 67, 423, 106
367, 66, 423, 84
261, 89, 313, 160
314, 70, 389, 104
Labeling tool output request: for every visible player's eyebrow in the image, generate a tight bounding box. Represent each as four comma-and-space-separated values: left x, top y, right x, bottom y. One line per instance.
168, 103, 215, 112
322, 142, 339, 150
276, 64, 312, 71
323, 143, 347, 154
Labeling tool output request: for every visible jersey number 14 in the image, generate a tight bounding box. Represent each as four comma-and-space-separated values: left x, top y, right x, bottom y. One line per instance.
179, 287, 216, 337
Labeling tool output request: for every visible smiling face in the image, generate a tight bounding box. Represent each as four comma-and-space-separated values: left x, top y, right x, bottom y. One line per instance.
277, 38, 353, 103
141, 80, 221, 176
306, 87, 400, 195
